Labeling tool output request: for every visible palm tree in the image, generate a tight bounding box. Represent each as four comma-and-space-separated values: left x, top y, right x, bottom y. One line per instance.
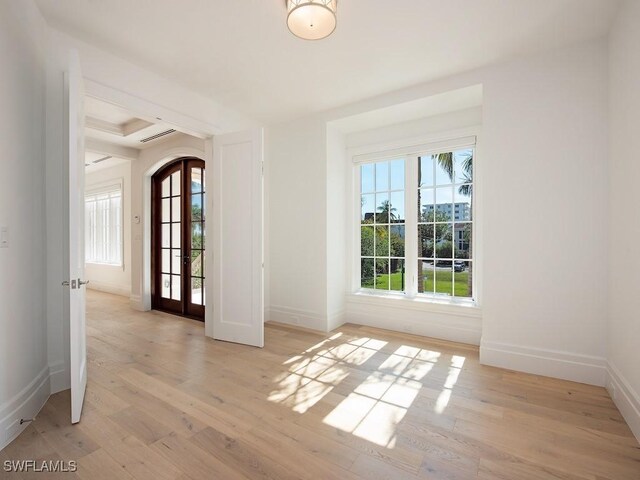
377, 199, 398, 222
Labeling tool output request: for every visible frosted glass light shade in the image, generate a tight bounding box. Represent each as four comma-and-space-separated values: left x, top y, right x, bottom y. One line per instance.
287, 0, 337, 40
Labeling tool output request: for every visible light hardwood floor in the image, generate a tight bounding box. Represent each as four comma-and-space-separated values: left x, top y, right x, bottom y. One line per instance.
2, 291, 639, 479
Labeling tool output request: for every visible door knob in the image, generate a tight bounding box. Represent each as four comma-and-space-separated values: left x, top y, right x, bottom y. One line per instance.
78, 279, 90, 286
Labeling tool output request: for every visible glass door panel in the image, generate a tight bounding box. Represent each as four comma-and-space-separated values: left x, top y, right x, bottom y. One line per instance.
152, 158, 205, 320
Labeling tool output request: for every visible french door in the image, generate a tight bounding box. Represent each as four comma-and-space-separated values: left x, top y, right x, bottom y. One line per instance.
151, 157, 206, 320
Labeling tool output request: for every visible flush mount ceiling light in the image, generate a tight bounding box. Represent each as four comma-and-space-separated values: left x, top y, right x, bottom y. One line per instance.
287, 0, 337, 40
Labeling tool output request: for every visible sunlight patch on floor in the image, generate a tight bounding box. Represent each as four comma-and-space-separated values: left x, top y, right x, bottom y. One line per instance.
268, 335, 387, 413
270, 333, 466, 447
322, 344, 456, 448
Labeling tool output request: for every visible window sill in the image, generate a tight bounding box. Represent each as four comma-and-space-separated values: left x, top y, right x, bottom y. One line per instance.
86, 262, 123, 268
347, 291, 482, 318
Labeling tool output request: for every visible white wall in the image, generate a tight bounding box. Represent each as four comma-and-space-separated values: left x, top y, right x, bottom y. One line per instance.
266, 118, 328, 330
266, 40, 610, 386
0, 0, 50, 451
479, 41, 609, 385
607, 0, 640, 441
85, 162, 132, 297
326, 126, 348, 330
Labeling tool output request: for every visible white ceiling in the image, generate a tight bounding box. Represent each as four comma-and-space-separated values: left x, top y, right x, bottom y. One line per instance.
35, 0, 619, 123
84, 96, 188, 171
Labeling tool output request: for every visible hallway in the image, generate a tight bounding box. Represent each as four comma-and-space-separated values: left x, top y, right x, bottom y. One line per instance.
2, 291, 639, 479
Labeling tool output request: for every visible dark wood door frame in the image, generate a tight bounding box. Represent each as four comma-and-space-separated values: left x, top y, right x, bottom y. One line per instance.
151, 157, 206, 321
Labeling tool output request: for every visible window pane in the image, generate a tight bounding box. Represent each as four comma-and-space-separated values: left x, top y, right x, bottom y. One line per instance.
192, 168, 203, 193
389, 260, 405, 292
390, 159, 404, 190
389, 191, 405, 223
191, 250, 203, 276
162, 178, 170, 198
192, 222, 204, 249
418, 188, 434, 222
192, 277, 203, 305
161, 274, 171, 299
375, 226, 389, 257
162, 224, 170, 248
172, 196, 181, 222
418, 224, 434, 258
162, 249, 170, 273
375, 258, 389, 290
361, 164, 375, 194
171, 249, 181, 274
171, 171, 181, 196
454, 186, 473, 221
361, 194, 375, 224
361, 258, 374, 288
361, 226, 374, 256
375, 162, 389, 191
390, 225, 405, 257
454, 261, 472, 298
192, 194, 203, 221
418, 261, 434, 294
171, 275, 181, 301
375, 193, 390, 223
435, 224, 453, 259
435, 153, 453, 185
201, 193, 206, 221
419, 156, 434, 187
454, 223, 472, 259
454, 149, 473, 184
435, 187, 454, 222
434, 264, 453, 296
162, 198, 171, 222
172, 223, 181, 248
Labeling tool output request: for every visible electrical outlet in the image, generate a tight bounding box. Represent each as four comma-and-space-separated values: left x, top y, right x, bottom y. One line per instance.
404, 325, 413, 333
291, 316, 300, 325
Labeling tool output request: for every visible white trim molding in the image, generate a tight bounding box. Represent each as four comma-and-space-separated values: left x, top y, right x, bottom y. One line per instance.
48, 361, 69, 395
267, 305, 327, 332
327, 309, 347, 331
347, 294, 482, 345
480, 340, 607, 386
0, 366, 50, 451
607, 362, 640, 442
87, 281, 130, 298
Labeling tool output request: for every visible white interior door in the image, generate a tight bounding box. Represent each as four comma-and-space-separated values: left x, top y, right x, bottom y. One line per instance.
65, 50, 87, 423
211, 129, 264, 347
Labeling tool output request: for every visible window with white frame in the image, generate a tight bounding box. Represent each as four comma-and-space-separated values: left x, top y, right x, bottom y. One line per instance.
85, 183, 123, 266
356, 139, 475, 302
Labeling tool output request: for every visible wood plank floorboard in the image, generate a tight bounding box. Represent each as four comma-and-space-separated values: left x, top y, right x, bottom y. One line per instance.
1, 290, 639, 479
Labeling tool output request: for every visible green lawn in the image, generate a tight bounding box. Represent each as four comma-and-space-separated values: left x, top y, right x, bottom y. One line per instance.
363, 269, 471, 297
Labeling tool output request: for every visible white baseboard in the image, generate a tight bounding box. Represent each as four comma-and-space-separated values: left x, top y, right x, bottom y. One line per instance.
328, 309, 347, 331
49, 361, 69, 394
129, 294, 144, 311
87, 281, 130, 297
0, 366, 50, 452
480, 340, 607, 386
267, 305, 327, 332
607, 362, 640, 442
346, 298, 482, 345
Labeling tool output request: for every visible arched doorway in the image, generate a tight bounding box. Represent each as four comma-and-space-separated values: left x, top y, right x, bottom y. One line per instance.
151, 157, 205, 320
